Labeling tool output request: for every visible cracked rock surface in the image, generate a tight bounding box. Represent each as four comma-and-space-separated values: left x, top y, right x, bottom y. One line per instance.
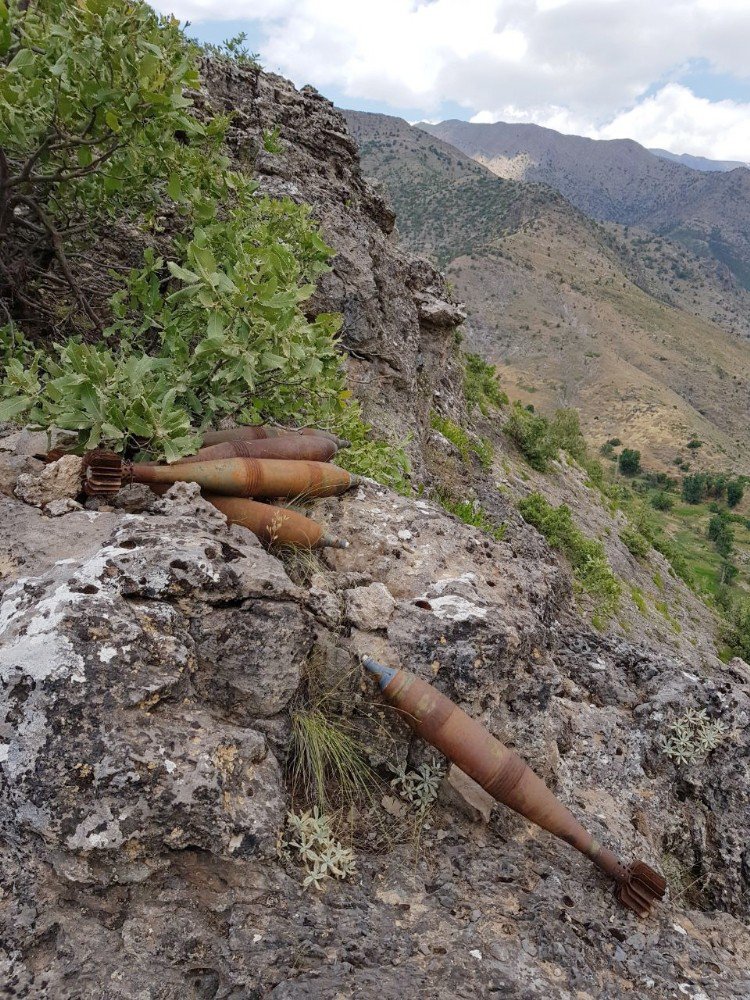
1, 480, 748, 998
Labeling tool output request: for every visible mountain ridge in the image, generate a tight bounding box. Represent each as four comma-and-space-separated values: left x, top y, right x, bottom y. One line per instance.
344, 108, 750, 472
418, 118, 750, 290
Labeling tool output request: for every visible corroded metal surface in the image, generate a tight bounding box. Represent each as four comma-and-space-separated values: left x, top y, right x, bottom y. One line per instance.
131, 458, 359, 499
363, 658, 666, 917
172, 436, 337, 465
202, 426, 349, 449
82, 449, 126, 497
205, 495, 347, 549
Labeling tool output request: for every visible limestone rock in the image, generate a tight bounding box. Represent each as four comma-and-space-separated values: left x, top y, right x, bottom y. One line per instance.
191, 601, 314, 719
0, 452, 43, 496
344, 581, 396, 630
44, 497, 84, 517
15, 454, 83, 507
440, 764, 494, 823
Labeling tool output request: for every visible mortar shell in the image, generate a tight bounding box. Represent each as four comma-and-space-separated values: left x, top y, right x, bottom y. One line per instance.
202, 426, 349, 449
131, 457, 360, 499
172, 435, 337, 465
363, 658, 666, 917
205, 495, 345, 548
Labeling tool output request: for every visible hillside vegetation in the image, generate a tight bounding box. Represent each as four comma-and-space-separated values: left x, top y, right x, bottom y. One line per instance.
345, 110, 750, 474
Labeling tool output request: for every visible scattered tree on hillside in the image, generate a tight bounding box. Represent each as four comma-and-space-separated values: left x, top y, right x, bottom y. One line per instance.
727, 479, 744, 508
618, 448, 641, 476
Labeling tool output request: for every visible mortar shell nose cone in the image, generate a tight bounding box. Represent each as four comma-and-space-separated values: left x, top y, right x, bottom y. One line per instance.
335, 438, 352, 449
349, 474, 364, 487
362, 656, 399, 689
320, 535, 349, 549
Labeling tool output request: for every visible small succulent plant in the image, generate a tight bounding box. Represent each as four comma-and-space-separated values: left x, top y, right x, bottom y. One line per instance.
658, 707, 728, 765
284, 807, 356, 890
388, 760, 444, 812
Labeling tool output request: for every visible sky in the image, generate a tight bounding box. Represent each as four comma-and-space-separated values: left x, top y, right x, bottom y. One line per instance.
151, 1, 750, 163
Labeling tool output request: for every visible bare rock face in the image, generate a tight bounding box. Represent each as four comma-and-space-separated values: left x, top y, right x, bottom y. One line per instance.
199, 62, 464, 473
344, 581, 396, 630
14, 453, 83, 508
1, 480, 750, 997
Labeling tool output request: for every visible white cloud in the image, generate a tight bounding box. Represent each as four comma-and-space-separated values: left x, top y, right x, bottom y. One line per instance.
151, 0, 750, 160
598, 85, 750, 162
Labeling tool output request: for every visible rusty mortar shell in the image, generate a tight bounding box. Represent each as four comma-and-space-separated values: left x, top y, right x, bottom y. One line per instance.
130, 457, 361, 499
362, 658, 666, 918
201, 426, 350, 449
205, 495, 348, 549
172, 435, 337, 465
82, 449, 124, 497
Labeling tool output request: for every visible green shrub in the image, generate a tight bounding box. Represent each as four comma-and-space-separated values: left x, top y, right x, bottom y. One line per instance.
723, 600, 750, 660
550, 408, 587, 462
620, 527, 650, 558
463, 353, 507, 414
618, 448, 641, 476
505, 402, 556, 471
651, 491, 674, 511
651, 536, 693, 588
434, 487, 505, 541
682, 474, 704, 504
518, 492, 621, 623
0, 2, 405, 474
431, 411, 493, 470
727, 479, 744, 508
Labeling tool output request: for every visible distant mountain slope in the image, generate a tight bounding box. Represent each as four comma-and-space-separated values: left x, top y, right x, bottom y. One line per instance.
344, 109, 750, 472
649, 148, 749, 172
419, 119, 750, 290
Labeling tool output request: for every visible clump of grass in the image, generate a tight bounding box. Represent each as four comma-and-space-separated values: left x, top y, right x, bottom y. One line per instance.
630, 586, 647, 614
289, 708, 373, 810
620, 526, 651, 558
518, 492, 621, 625
434, 487, 506, 540
430, 411, 493, 469
463, 353, 508, 414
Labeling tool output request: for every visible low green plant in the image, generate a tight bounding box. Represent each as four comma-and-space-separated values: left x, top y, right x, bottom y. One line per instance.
504, 402, 556, 471
518, 492, 621, 624
431, 411, 493, 470
630, 586, 647, 614
722, 599, 750, 661
549, 408, 587, 462
620, 526, 650, 558
388, 760, 443, 815
651, 491, 674, 511
284, 808, 356, 890
434, 487, 506, 540
289, 708, 373, 810
462, 352, 507, 414
658, 709, 727, 765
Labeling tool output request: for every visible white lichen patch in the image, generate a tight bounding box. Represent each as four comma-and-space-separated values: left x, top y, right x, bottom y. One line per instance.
428, 595, 488, 622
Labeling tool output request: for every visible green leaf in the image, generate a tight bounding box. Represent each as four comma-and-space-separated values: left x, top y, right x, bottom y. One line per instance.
7, 48, 35, 73
167, 172, 181, 201
0, 395, 31, 422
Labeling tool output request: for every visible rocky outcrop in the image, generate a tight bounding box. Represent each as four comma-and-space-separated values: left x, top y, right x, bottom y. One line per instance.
199, 61, 465, 471
1, 477, 749, 997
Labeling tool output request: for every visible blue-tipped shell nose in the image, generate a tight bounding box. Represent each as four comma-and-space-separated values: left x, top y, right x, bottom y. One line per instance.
362, 656, 399, 689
